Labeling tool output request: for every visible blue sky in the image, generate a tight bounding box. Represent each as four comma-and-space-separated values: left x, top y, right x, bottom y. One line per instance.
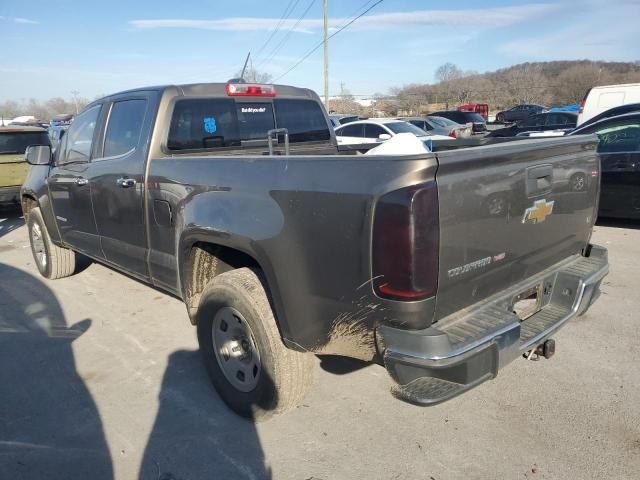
0, 0, 639, 101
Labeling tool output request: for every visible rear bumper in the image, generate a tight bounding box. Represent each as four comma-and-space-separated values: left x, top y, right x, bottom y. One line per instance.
378, 245, 609, 406
0, 186, 21, 204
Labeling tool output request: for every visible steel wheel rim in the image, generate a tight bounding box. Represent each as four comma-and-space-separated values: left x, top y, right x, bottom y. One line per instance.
573, 175, 585, 191
488, 197, 505, 215
212, 307, 261, 392
30, 223, 47, 269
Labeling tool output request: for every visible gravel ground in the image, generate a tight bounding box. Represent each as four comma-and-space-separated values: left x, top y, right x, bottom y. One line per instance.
1, 206, 638, 480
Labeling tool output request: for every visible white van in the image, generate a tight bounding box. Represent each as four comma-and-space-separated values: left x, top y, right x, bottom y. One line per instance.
577, 83, 640, 125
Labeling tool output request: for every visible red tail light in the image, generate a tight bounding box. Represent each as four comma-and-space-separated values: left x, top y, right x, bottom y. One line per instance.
579, 101, 585, 114
448, 130, 457, 138
372, 182, 439, 301
226, 83, 276, 97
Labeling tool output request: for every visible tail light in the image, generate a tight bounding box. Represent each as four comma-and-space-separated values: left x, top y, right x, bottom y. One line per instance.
372, 182, 439, 301
226, 83, 276, 97
579, 101, 585, 114
448, 130, 457, 138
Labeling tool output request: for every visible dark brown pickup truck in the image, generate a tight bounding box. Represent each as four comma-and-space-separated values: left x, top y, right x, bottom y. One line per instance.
21, 81, 608, 419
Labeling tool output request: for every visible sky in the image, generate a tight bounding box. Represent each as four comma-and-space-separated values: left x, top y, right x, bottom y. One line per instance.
0, 0, 639, 102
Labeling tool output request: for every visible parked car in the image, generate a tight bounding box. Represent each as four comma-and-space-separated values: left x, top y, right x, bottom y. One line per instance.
577, 102, 640, 131
21, 81, 607, 419
495, 104, 546, 123
578, 83, 640, 126
329, 114, 360, 128
569, 112, 640, 219
429, 110, 487, 133
487, 112, 577, 138
0, 126, 49, 206
402, 116, 472, 139
335, 118, 451, 146
457, 103, 489, 120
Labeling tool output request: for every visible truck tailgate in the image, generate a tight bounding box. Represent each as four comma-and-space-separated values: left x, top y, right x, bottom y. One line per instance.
433, 136, 600, 321
0, 154, 29, 188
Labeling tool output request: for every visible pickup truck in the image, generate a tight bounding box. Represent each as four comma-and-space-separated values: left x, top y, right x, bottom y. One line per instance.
0, 126, 49, 206
21, 81, 609, 420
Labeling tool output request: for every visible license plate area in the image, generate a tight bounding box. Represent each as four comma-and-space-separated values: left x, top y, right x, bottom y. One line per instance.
512, 284, 542, 321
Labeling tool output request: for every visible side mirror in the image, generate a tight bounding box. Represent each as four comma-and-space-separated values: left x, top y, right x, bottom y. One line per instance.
378, 133, 392, 141
25, 145, 52, 166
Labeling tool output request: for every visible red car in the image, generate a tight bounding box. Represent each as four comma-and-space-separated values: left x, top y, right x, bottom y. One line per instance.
457, 103, 489, 120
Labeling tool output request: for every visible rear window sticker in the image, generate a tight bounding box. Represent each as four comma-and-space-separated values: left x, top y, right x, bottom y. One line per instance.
203, 117, 217, 134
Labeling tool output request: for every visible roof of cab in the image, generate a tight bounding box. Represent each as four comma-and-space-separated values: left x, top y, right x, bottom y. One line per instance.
87, 82, 319, 108
0, 126, 47, 133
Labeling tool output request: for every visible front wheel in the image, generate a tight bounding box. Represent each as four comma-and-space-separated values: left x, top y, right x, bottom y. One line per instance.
27, 207, 77, 279
196, 268, 314, 420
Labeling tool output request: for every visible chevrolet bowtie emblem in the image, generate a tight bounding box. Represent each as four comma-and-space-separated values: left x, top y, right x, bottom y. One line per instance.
523, 199, 554, 224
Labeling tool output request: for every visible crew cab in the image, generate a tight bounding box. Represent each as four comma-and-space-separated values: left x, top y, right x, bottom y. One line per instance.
21, 82, 608, 419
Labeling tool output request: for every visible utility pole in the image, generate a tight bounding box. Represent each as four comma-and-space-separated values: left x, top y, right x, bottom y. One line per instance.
323, 0, 329, 106
70, 90, 80, 114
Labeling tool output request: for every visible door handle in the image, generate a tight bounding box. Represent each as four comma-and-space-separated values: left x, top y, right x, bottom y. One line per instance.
117, 178, 136, 188
75, 177, 88, 186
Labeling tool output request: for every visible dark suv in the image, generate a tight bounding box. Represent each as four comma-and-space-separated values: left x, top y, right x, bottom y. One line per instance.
429, 110, 487, 133
496, 104, 545, 123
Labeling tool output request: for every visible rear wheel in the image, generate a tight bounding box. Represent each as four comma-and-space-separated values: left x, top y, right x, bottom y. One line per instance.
496, 113, 504, 123
196, 268, 314, 420
27, 207, 77, 279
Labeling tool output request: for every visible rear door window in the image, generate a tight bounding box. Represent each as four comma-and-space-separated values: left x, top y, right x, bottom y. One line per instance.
168, 98, 330, 151
364, 124, 387, 139
595, 122, 640, 153
337, 124, 364, 137
104, 99, 147, 157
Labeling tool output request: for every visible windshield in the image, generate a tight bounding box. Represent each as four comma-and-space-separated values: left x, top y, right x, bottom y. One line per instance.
0, 131, 49, 154
385, 121, 428, 137
428, 116, 459, 128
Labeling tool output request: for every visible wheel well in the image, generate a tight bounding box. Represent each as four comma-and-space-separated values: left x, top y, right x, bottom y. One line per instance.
183, 242, 260, 323
21, 195, 38, 221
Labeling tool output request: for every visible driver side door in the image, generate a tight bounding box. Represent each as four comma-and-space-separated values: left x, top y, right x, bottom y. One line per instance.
47, 104, 105, 258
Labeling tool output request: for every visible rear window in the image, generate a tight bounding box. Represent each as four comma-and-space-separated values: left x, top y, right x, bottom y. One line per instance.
167, 98, 330, 151
0, 131, 49, 154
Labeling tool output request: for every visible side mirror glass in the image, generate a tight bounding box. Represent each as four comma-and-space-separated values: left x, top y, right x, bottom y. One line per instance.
378, 133, 392, 141
25, 145, 52, 166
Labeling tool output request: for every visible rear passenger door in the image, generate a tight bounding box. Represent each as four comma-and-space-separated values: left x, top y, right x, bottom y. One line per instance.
335, 123, 364, 145
88, 93, 156, 279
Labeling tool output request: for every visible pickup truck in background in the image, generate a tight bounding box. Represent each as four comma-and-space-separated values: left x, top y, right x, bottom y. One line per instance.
0, 126, 49, 206
21, 81, 608, 419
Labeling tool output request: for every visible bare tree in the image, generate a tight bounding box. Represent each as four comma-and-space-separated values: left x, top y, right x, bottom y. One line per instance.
554, 64, 612, 104
234, 66, 273, 83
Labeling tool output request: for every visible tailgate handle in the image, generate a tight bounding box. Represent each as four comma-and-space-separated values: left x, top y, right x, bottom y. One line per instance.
527, 164, 553, 196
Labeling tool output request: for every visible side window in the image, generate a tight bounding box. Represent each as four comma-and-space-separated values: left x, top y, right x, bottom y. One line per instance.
103, 99, 147, 158
338, 124, 363, 137
62, 105, 101, 164
364, 124, 387, 138
596, 122, 640, 153
545, 114, 569, 126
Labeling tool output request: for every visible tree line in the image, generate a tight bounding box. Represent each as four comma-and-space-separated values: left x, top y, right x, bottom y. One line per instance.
330, 60, 640, 116
0, 96, 91, 123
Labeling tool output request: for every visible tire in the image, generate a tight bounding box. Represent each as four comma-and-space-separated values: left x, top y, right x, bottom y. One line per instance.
196, 268, 314, 420
496, 113, 504, 123
27, 207, 77, 279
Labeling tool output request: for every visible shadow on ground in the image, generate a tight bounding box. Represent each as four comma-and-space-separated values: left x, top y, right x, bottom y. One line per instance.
138, 350, 272, 480
0, 263, 273, 480
0, 263, 113, 479
596, 217, 640, 230
0, 205, 24, 239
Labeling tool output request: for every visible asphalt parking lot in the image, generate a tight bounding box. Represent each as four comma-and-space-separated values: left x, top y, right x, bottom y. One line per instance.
1, 205, 639, 480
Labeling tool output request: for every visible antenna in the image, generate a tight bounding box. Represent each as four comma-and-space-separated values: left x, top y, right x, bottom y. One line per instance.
240, 52, 251, 81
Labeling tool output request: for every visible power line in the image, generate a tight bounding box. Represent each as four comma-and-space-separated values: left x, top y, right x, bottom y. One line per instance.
258, 0, 318, 69
253, 0, 300, 61
273, 0, 385, 82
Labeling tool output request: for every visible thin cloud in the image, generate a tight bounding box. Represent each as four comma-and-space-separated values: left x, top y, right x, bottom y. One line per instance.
129, 3, 559, 33
0, 16, 39, 24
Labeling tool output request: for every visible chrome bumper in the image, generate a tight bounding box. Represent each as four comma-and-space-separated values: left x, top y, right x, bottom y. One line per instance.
378, 245, 609, 406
